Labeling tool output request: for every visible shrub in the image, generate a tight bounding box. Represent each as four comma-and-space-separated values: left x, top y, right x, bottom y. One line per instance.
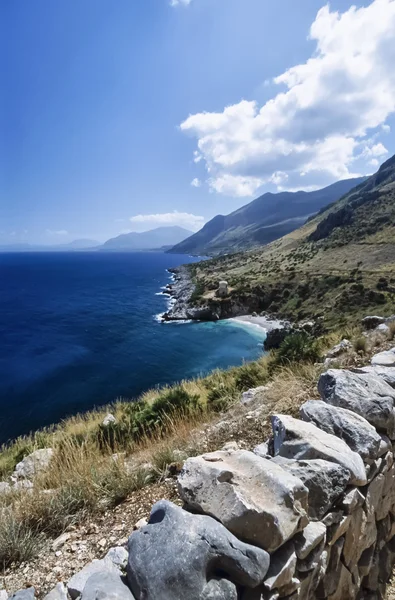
353, 336, 367, 354
275, 332, 321, 366
190, 281, 205, 303
234, 361, 267, 391
0, 510, 44, 568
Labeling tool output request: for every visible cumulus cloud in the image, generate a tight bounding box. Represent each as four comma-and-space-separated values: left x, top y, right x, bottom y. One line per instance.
46, 229, 68, 236
191, 178, 202, 187
180, 0, 395, 196
130, 211, 204, 231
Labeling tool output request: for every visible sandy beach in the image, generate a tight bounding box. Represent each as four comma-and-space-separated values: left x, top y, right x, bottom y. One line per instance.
230, 314, 287, 332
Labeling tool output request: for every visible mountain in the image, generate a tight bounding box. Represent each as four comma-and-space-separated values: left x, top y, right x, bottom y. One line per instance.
169, 177, 367, 256
62, 239, 100, 249
100, 226, 193, 251
0, 239, 100, 252
185, 156, 395, 328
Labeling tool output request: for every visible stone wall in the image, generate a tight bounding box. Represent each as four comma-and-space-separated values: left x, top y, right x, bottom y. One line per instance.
13, 358, 395, 600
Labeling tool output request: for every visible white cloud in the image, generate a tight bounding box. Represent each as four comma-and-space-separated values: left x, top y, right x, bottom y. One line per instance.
170, 0, 192, 6
130, 211, 204, 231
46, 229, 68, 236
191, 178, 202, 187
361, 142, 388, 158
180, 0, 395, 196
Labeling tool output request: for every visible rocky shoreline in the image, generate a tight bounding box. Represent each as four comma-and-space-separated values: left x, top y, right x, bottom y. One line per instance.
159, 265, 288, 330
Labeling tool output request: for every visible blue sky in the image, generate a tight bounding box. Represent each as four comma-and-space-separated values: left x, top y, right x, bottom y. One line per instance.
1, 0, 395, 244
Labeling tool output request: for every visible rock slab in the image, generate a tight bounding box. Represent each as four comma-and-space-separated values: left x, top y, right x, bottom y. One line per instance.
178, 449, 308, 551
127, 500, 270, 600
272, 414, 367, 485
300, 400, 382, 461
318, 369, 395, 439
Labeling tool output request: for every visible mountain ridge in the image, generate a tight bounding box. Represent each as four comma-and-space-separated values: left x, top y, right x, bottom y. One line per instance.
100, 226, 193, 251
181, 156, 395, 328
169, 177, 367, 256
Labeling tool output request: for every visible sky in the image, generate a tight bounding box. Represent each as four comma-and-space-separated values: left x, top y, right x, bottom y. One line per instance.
1, 0, 395, 245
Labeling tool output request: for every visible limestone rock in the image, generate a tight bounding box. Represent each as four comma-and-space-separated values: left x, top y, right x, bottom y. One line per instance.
13, 479, 33, 491
371, 348, 395, 367
241, 386, 268, 406
300, 400, 381, 461
318, 369, 395, 438
13, 448, 53, 480
105, 546, 128, 569
52, 532, 71, 552
294, 521, 326, 560
376, 323, 390, 336
9, 591, 35, 600
362, 316, 385, 329
178, 449, 308, 552
102, 413, 117, 427
264, 542, 296, 591
81, 572, 135, 600
326, 515, 352, 546
271, 457, 349, 520
339, 488, 365, 514
356, 366, 395, 388
253, 442, 270, 459
327, 563, 355, 600
297, 538, 326, 572
127, 500, 270, 600
200, 579, 237, 599
272, 414, 367, 485
0, 482, 11, 494
326, 339, 352, 359
68, 558, 121, 600
43, 584, 67, 600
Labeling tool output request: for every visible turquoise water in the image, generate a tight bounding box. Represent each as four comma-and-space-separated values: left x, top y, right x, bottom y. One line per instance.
0, 252, 266, 443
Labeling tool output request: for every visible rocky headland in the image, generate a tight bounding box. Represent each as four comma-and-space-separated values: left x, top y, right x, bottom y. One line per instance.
160, 265, 288, 333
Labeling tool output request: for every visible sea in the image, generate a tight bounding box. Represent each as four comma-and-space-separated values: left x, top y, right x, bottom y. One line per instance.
0, 252, 266, 445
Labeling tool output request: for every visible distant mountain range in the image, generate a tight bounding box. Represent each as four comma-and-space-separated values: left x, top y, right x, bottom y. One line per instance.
0, 239, 100, 253
169, 177, 367, 256
0, 227, 194, 253
99, 226, 193, 251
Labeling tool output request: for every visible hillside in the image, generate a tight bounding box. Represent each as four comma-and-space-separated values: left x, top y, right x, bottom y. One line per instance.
100, 226, 193, 251
169, 177, 366, 256
184, 155, 395, 328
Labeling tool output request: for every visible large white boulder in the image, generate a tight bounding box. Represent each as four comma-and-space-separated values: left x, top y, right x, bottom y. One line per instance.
300, 400, 382, 461
178, 449, 309, 552
371, 348, 395, 367
13, 448, 53, 480
318, 369, 395, 438
272, 414, 367, 486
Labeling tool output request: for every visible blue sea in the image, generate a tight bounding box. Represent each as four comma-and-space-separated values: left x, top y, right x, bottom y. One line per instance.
0, 252, 266, 444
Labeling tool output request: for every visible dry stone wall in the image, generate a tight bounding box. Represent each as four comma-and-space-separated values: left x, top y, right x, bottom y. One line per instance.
11, 359, 395, 599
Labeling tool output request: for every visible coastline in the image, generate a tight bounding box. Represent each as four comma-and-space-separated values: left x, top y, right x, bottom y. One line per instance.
230, 314, 288, 333
158, 263, 288, 332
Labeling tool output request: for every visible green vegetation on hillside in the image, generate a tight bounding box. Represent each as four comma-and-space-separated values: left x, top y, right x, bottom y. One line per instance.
189, 156, 395, 328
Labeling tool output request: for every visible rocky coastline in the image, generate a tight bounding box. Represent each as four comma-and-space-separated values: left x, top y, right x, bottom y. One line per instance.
159, 265, 288, 331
